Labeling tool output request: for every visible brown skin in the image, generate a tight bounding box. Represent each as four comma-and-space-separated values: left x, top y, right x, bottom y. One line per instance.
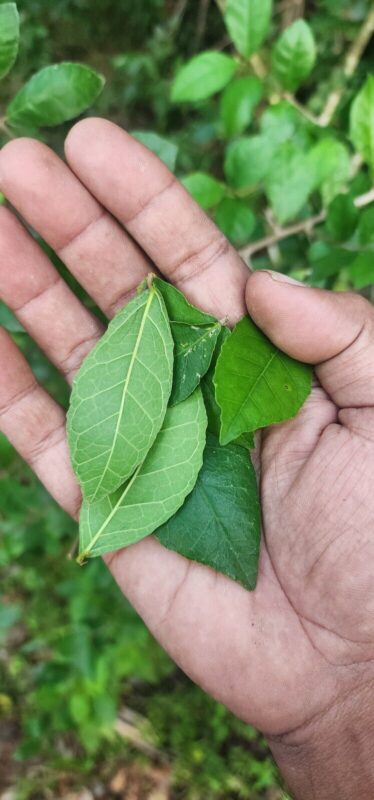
1, 119, 374, 798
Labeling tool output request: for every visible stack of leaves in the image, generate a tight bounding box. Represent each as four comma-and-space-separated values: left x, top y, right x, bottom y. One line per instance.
67, 277, 312, 590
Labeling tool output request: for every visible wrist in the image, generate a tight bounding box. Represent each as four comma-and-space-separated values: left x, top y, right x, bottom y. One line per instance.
267, 680, 374, 800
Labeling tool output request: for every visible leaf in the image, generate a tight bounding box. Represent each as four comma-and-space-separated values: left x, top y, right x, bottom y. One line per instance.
220, 76, 263, 138
346, 252, 374, 289
308, 138, 350, 206
131, 131, 179, 172
357, 206, 374, 245
310, 248, 355, 281
0, 3, 19, 80
272, 19, 316, 92
224, 135, 274, 190
350, 76, 374, 170
156, 434, 260, 591
326, 194, 359, 242
169, 321, 221, 406
78, 389, 207, 561
6, 63, 105, 128
265, 143, 314, 223
67, 284, 173, 502
224, 0, 273, 58
171, 52, 237, 103
201, 328, 255, 449
215, 198, 255, 247
154, 278, 217, 327
0, 301, 25, 333
182, 172, 225, 210
214, 316, 312, 446
260, 100, 312, 149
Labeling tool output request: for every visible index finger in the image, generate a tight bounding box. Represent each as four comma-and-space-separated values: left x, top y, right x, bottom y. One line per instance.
65, 118, 248, 324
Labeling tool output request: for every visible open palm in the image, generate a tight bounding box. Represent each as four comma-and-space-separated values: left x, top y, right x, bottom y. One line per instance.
1, 119, 374, 754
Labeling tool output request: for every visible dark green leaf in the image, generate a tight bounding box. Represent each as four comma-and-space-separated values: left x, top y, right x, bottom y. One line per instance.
309, 138, 350, 206
220, 76, 263, 138
156, 434, 261, 591
171, 52, 237, 103
224, 0, 273, 58
272, 19, 316, 92
224, 135, 274, 190
169, 321, 221, 406
131, 131, 178, 172
346, 252, 374, 289
326, 194, 359, 242
154, 277, 217, 326
265, 143, 314, 223
215, 198, 255, 247
67, 284, 173, 502
78, 390, 207, 561
310, 248, 355, 281
6, 63, 105, 128
0, 3, 19, 80
214, 316, 312, 445
182, 172, 225, 209
357, 206, 374, 245
350, 75, 374, 170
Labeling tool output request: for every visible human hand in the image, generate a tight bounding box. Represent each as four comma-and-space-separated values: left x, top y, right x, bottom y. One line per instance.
1, 119, 374, 799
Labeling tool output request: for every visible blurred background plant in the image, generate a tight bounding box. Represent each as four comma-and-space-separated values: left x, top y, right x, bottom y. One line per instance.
1, 0, 374, 797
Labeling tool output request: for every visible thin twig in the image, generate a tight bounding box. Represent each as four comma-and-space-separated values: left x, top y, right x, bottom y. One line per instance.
318, 5, 374, 126
239, 187, 374, 260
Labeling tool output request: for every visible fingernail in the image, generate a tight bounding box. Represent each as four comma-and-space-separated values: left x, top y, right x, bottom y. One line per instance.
263, 270, 305, 286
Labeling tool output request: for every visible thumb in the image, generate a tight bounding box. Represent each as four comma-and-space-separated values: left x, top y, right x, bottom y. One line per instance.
245, 270, 374, 410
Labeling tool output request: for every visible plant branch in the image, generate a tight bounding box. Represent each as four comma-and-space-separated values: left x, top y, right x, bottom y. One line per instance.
239, 187, 374, 261
318, 6, 374, 126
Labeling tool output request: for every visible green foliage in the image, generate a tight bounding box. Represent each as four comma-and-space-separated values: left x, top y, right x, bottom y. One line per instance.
0, 2, 19, 79
272, 19, 316, 92
350, 75, 374, 171
171, 51, 237, 103
157, 434, 261, 591
224, 0, 273, 58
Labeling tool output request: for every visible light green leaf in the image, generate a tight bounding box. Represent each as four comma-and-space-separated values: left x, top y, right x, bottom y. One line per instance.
260, 100, 312, 149
78, 390, 207, 561
265, 143, 314, 223
357, 206, 374, 245
201, 328, 255, 449
272, 19, 316, 92
171, 51, 237, 103
346, 252, 374, 289
214, 316, 312, 445
350, 75, 374, 170
224, 0, 273, 58
326, 194, 359, 242
215, 198, 255, 247
224, 135, 274, 190
154, 278, 217, 326
0, 3, 19, 80
6, 63, 105, 128
220, 76, 263, 138
67, 285, 173, 502
182, 172, 225, 210
309, 138, 350, 206
169, 321, 221, 406
156, 434, 261, 591
131, 131, 179, 172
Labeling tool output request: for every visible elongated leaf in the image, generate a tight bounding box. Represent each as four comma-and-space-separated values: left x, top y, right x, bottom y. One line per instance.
224, 135, 274, 190
201, 329, 254, 449
214, 316, 312, 445
154, 278, 217, 326
265, 143, 314, 223
6, 63, 105, 128
224, 0, 272, 58
156, 435, 260, 591
220, 75, 263, 138
0, 301, 25, 333
272, 20, 316, 92
326, 194, 359, 242
350, 75, 374, 170
170, 321, 221, 406
0, 3, 19, 80
182, 172, 225, 210
78, 390, 207, 561
309, 138, 350, 206
67, 285, 173, 502
346, 252, 374, 290
171, 52, 237, 103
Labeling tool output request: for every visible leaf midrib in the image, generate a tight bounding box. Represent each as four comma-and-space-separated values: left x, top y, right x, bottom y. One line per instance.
224, 347, 278, 438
